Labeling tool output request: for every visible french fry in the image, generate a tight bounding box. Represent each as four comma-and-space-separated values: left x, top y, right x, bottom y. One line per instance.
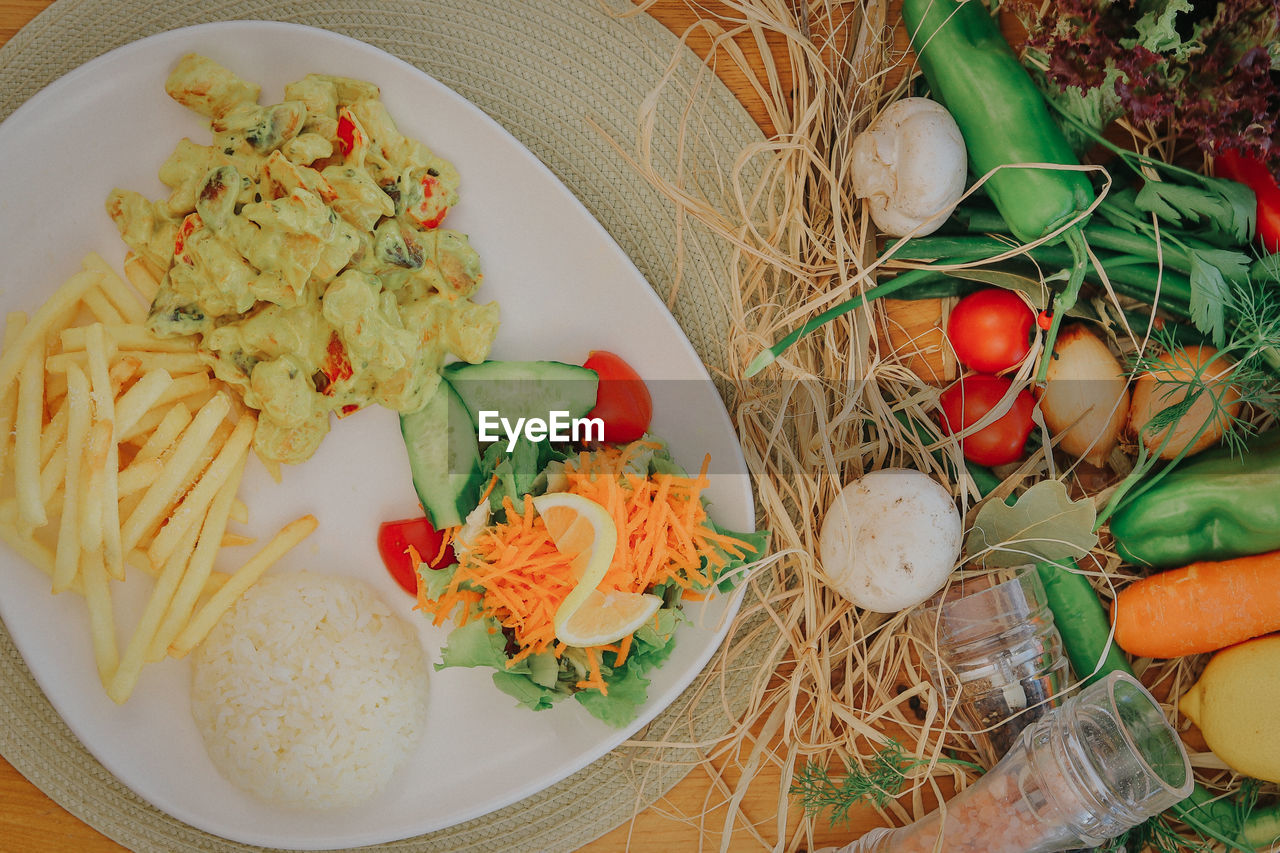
123, 252, 161, 303
82, 288, 126, 325
109, 520, 200, 704
171, 386, 219, 415
85, 323, 123, 579
126, 549, 229, 596
0, 312, 27, 475
125, 402, 190, 466
45, 348, 122, 375
81, 549, 118, 688
120, 393, 229, 555
15, 328, 47, 528
83, 251, 148, 324
147, 413, 254, 569
229, 498, 249, 525
119, 398, 192, 446
149, 453, 246, 662
0, 268, 97, 395
53, 363, 92, 593
37, 373, 68, 513
133, 419, 235, 550
61, 324, 196, 353
127, 352, 208, 376
219, 532, 256, 547
169, 514, 318, 657
78, 419, 112, 554
113, 368, 173, 438
146, 372, 212, 413
44, 370, 68, 408
117, 457, 165, 498
107, 355, 142, 393
39, 399, 69, 468
0, 500, 82, 593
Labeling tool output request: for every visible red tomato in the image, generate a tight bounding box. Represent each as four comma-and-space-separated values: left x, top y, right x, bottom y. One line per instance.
583, 351, 653, 443
376, 517, 454, 595
947, 288, 1034, 373
938, 374, 1035, 467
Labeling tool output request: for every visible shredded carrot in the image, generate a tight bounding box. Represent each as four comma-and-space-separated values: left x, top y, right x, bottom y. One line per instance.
410, 545, 429, 612
412, 440, 760, 693
576, 646, 608, 694
478, 472, 499, 506
613, 633, 633, 667
434, 528, 455, 565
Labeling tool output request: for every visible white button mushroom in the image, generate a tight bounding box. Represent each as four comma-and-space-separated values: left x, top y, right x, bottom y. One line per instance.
817, 468, 962, 613
851, 97, 968, 237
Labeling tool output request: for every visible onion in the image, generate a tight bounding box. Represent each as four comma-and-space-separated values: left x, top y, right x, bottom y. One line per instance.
1038, 324, 1130, 467
1129, 345, 1241, 458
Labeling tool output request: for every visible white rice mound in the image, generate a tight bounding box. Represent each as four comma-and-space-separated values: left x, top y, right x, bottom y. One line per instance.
191, 571, 429, 808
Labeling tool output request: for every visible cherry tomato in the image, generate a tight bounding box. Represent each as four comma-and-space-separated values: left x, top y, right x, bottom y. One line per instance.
938, 374, 1035, 467
376, 517, 454, 595
947, 288, 1034, 373
583, 351, 653, 444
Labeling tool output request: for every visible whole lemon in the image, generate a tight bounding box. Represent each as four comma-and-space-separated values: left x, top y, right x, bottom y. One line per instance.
1180, 634, 1280, 783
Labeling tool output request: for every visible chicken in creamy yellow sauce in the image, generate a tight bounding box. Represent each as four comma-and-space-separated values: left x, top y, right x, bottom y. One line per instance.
107, 54, 500, 464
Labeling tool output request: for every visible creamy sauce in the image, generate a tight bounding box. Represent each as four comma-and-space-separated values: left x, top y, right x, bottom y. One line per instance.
107, 54, 500, 464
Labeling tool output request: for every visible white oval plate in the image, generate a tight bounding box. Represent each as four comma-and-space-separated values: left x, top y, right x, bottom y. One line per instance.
0, 21, 754, 850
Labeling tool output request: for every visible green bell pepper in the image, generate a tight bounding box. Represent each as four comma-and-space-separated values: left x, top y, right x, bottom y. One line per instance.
1109, 429, 1280, 569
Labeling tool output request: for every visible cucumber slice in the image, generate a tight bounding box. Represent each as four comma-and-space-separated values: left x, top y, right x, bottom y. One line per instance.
441, 360, 599, 429
399, 377, 483, 529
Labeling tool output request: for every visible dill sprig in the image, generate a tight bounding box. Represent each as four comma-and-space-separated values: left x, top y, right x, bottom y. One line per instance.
790, 740, 983, 825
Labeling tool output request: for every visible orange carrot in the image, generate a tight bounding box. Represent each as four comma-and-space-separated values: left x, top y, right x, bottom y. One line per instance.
1113, 549, 1280, 658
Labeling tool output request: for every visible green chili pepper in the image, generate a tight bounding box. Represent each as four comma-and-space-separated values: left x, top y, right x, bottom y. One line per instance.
1109, 429, 1280, 569
901, 0, 1095, 383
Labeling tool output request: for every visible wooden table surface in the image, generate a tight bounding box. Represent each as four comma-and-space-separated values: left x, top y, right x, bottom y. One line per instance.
0, 1, 887, 850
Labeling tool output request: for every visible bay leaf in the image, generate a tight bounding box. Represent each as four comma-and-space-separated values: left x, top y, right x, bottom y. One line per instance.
964, 479, 1097, 568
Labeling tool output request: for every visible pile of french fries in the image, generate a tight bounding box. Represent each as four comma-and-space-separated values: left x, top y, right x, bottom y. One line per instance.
0, 252, 316, 704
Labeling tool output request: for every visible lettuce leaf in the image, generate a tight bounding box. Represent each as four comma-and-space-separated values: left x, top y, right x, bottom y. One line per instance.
574, 659, 653, 727
492, 671, 559, 711
436, 617, 510, 670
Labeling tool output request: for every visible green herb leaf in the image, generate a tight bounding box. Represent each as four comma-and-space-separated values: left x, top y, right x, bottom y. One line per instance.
1188, 253, 1232, 347
965, 479, 1098, 568
1133, 178, 1255, 241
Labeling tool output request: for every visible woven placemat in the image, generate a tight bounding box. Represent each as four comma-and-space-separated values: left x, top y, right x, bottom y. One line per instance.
0, 1, 773, 851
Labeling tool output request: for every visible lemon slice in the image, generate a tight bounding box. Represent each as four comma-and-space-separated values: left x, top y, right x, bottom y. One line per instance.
555, 588, 663, 648
531, 492, 618, 634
